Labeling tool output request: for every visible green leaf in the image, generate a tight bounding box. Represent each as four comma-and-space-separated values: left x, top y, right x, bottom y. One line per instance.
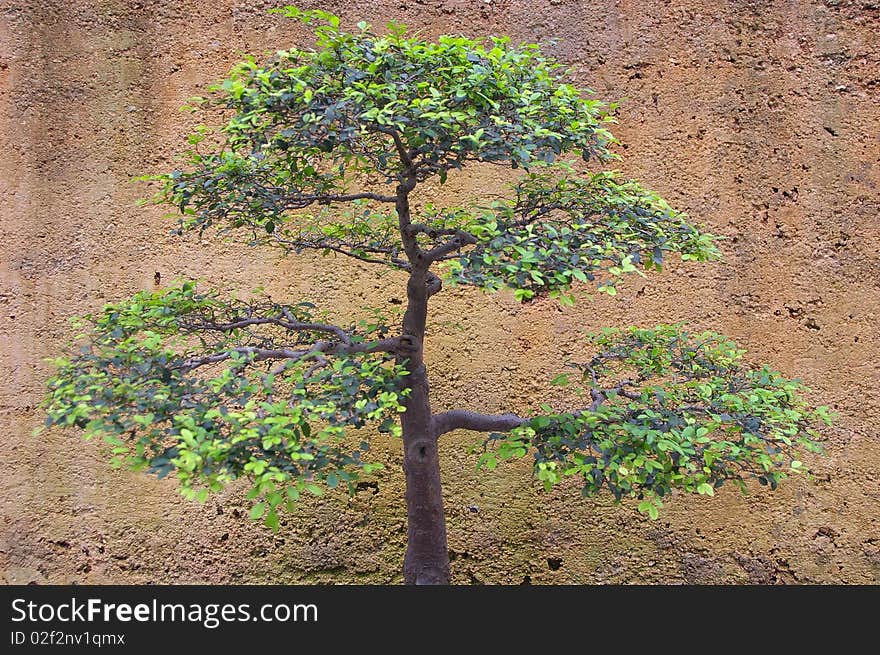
697, 483, 715, 496
514, 288, 534, 302
249, 502, 266, 520
532, 416, 552, 429
477, 452, 498, 471
638, 501, 659, 520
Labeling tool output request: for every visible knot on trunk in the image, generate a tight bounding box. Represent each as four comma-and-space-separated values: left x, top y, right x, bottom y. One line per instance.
398, 334, 422, 355
426, 273, 442, 297
405, 438, 435, 463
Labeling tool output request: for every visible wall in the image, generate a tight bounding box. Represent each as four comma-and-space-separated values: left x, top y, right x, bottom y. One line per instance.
1, 0, 878, 584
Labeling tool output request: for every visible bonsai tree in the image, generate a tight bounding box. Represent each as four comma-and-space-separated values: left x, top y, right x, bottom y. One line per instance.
42, 8, 831, 584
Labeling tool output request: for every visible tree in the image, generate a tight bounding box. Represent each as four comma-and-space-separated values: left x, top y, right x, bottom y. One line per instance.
41, 8, 832, 585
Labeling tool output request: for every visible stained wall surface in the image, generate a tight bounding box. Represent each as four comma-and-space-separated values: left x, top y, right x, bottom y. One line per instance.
1, 0, 878, 584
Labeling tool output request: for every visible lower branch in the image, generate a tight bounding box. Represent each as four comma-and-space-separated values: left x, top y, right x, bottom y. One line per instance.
176, 337, 402, 373
432, 409, 527, 438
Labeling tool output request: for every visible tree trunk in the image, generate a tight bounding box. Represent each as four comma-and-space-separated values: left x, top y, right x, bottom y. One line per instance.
401, 363, 449, 584
399, 266, 450, 584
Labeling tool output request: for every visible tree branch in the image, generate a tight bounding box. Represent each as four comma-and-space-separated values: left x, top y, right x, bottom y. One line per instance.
376, 125, 422, 265
181, 315, 354, 344
268, 236, 411, 271
238, 183, 398, 210
425, 272, 443, 297
424, 231, 477, 262
175, 337, 402, 373
307, 191, 398, 205
374, 125, 414, 170
509, 201, 565, 228
396, 190, 421, 264
176, 346, 316, 372
405, 224, 466, 239
432, 409, 528, 438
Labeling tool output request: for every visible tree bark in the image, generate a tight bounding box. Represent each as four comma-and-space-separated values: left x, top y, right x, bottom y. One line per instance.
398, 256, 450, 583
400, 360, 449, 584
432, 410, 527, 437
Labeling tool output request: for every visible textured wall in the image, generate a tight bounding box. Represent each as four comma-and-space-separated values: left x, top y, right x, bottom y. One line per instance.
1, 0, 878, 584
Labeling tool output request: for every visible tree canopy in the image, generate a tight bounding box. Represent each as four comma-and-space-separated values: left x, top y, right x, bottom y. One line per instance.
481, 325, 829, 519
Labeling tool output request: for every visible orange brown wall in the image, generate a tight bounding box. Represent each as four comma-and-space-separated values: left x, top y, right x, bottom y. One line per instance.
1, 0, 878, 584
